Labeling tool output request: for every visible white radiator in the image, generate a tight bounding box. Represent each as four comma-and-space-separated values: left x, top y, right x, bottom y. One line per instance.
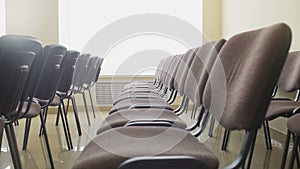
95, 80, 154, 106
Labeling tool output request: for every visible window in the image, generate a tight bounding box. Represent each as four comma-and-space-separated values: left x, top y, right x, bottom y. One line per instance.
59, 0, 203, 75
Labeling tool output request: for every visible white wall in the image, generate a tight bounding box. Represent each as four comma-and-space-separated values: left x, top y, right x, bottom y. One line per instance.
59, 0, 203, 75
0, 0, 5, 35
222, 0, 300, 51
6, 0, 58, 45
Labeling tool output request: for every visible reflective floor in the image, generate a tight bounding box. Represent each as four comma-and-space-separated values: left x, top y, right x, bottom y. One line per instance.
0, 108, 296, 169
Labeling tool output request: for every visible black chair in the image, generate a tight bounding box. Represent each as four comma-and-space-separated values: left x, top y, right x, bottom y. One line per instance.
0, 35, 41, 169
20, 44, 66, 169
54, 50, 81, 137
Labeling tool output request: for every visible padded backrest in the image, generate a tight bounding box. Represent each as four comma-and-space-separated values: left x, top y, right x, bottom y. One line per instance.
184, 40, 226, 106
203, 23, 292, 130
277, 51, 300, 92
35, 45, 66, 100
94, 57, 104, 83
159, 56, 174, 84
174, 48, 199, 95
160, 56, 179, 87
58, 50, 80, 93
84, 56, 100, 87
72, 53, 91, 91
0, 35, 43, 99
165, 54, 184, 90
0, 51, 36, 116
154, 58, 166, 81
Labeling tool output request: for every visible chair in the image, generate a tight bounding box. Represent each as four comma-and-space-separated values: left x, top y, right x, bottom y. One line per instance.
220, 51, 300, 154
82, 56, 103, 118
20, 44, 66, 169
285, 113, 300, 169
69, 54, 92, 125
96, 40, 226, 135
0, 35, 40, 169
54, 50, 81, 136
73, 23, 291, 169
263, 51, 300, 151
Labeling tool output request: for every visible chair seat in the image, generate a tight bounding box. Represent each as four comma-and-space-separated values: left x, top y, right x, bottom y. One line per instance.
113, 93, 163, 105
109, 99, 173, 114
12, 101, 41, 118
265, 100, 300, 120
50, 95, 61, 106
97, 109, 186, 134
287, 113, 300, 135
72, 126, 219, 169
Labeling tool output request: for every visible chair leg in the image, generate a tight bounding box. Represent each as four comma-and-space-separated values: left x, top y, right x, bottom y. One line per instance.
55, 105, 60, 126
222, 129, 230, 151
61, 102, 73, 148
71, 97, 82, 136
245, 130, 258, 169
263, 121, 272, 150
208, 116, 215, 137
82, 92, 91, 126
5, 123, 22, 169
59, 104, 73, 150
88, 89, 96, 119
39, 108, 48, 136
0, 126, 3, 152
281, 130, 291, 169
288, 135, 299, 169
22, 118, 31, 150
39, 112, 55, 169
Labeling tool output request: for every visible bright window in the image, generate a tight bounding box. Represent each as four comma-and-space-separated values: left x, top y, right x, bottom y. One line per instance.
59, 0, 203, 75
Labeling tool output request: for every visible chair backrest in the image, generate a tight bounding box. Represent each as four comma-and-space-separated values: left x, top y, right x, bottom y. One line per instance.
72, 53, 91, 92
0, 36, 38, 117
277, 51, 300, 92
57, 50, 80, 93
159, 56, 174, 85
184, 40, 226, 107
94, 57, 104, 83
0, 35, 43, 100
203, 23, 292, 131
154, 58, 166, 82
165, 54, 184, 90
84, 56, 101, 89
0, 51, 36, 116
174, 48, 198, 95
34, 45, 66, 100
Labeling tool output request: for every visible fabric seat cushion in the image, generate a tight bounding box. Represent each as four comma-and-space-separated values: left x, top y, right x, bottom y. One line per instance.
13, 101, 41, 118
287, 113, 300, 135
73, 126, 219, 169
265, 100, 300, 120
109, 99, 173, 114
97, 109, 186, 134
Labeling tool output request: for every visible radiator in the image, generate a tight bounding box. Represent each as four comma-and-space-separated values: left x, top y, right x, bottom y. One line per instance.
95, 80, 154, 106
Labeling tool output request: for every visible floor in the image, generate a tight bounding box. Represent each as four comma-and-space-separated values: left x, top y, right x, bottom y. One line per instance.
0, 107, 297, 169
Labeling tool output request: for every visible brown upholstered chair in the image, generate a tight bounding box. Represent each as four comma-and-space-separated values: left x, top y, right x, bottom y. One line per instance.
221, 51, 300, 153
285, 113, 300, 169
96, 40, 226, 135
73, 23, 291, 169
263, 51, 300, 151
